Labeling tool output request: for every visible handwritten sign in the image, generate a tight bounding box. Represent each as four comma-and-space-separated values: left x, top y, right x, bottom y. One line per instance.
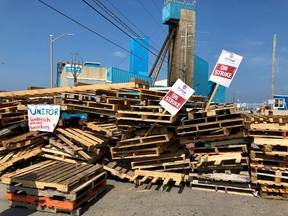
160, 79, 195, 116
28, 105, 60, 132
209, 50, 243, 88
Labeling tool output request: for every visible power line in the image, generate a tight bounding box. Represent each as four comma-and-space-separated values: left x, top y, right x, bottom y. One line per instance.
38, 0, 158, 69
82, 0, 160, 57
104, 0, 155, 45
38, 0, 171, 81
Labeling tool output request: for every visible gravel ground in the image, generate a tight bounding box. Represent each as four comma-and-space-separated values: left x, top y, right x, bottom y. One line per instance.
0, 178, 287, 216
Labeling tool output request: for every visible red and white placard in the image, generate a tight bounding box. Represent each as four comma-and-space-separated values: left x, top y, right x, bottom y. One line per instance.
209, 50, 243, 88
159, 79, 195, 116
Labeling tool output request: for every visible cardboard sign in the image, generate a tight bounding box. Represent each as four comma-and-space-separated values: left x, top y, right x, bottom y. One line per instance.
28, 104, 60, 132
159, 79, 195, 116
209, 50, 243, 88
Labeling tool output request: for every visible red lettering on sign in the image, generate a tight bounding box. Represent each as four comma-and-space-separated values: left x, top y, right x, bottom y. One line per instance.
212, 64, 236, 80
163, 91, 186, 110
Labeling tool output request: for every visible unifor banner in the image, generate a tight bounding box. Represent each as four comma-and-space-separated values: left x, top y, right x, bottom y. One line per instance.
28, 104, 60, 132
159, 78, 195, 116
209, 50, 243, 88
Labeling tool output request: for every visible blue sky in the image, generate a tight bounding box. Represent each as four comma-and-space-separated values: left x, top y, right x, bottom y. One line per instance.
0, 0, 287, 103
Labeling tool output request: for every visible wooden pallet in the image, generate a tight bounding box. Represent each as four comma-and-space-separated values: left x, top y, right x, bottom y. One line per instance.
259, 184, 288, 200
190, 180, 256, 196
254, 137, 288, 145
245, 122, 288, 131
0, 122, 27, 138
55, 127, 110, 152
188, 104, 236, 120
191, 153, 249, 169
2, 131, 39, 147
206, 138, 251, 147
250, 150, 288, 170
179, 130, 245, 145
111, 139, 179, 160
182, 113, 242, 126
188, 144, 248, 155
86, 122, 122, 139
6, 171, 107, 202
110, 133, 174, 159
116, 110, 176, 123
131, 152, 190, 171
131, 170, 189, 190
62, 104, 116, 117
0, 145, 42, 172
0, 112, 28, 128
252, 137, 288, 156
40, 145, 106, 164
251, 167, 288, 186
111, 145, 165, 159
177, 118, 243, 136
189, 171, 250, 183
117, 133, 173, 147
0, 79, 149, 99
6, 181, 106, 215
244, 115, 288, 124
247, 130, 288, 139
102, 158, 134, 181
0, 135, 44, 153
1, 160, 105, 193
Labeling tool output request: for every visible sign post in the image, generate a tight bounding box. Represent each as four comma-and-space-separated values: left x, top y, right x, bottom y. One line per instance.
205, 50, 243, 110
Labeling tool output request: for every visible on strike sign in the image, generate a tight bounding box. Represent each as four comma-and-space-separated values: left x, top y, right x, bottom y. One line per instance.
160, 79, 195, 116
28, 104, 60, 132
209, 50, 243, 88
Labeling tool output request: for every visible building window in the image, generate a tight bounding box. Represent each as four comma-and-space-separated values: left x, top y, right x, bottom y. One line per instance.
274, 98, 285, 108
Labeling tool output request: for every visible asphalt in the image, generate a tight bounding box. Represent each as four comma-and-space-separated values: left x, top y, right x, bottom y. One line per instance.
0, 178, 287, 216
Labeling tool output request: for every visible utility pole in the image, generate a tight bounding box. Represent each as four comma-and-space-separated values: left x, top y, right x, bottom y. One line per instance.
71, 53, 82, 86
271, 34, 276, 100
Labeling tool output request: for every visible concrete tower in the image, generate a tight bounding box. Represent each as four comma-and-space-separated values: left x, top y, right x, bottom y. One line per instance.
162, 0, 196, 87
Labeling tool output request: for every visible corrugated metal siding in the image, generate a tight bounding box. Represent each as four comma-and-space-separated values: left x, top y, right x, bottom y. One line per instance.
130, 36, 149, 75
107, 67, 152, 86
194, 55, 208, 98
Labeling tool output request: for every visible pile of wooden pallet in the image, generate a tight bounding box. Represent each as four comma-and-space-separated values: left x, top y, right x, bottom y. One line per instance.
178, 105, 256, 195
2, 160, 107, 215
245, 115, 288, 200
1, 78, 287, 207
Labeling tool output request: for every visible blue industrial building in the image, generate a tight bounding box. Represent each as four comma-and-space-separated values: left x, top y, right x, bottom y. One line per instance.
272, 94, 288, 110
107, 67, 152, 86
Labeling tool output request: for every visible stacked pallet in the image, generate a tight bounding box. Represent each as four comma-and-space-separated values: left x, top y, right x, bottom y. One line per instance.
178, 105, 256, 195
177, 104, 244, 144
245, 115, 288, 200
5, 80, 285, 200
2, 160, 107, 215
0, 130, 46, 172
0, 97, 54, 129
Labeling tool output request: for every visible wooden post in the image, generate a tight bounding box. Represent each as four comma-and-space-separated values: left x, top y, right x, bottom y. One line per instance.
205, 83, 219, 111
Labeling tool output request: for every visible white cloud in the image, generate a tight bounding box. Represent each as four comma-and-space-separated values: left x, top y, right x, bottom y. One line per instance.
112, 51, 127, 58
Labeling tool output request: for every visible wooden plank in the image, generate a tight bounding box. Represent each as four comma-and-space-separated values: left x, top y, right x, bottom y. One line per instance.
0, 79, 148, 99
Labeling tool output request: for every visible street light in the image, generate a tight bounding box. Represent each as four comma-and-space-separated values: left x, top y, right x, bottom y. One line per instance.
50, 33, 74, 88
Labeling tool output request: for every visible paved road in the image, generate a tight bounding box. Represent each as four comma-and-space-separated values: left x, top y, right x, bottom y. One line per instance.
0, 178, 287, 216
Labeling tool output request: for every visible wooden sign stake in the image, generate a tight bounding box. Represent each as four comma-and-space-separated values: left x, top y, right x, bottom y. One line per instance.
205, 83, 219, 111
